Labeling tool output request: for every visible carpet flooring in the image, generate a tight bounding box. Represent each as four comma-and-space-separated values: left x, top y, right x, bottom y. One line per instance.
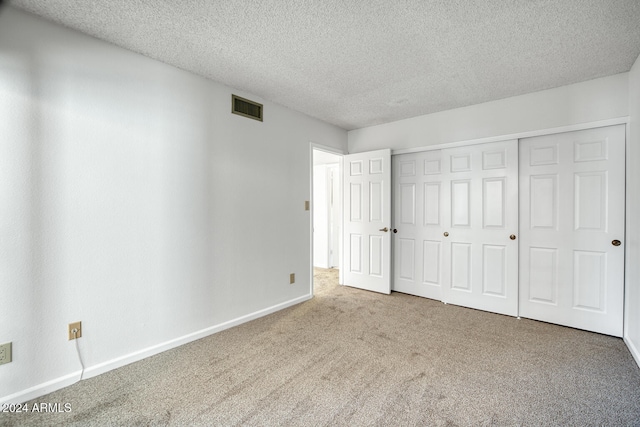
2, 268, 640, 426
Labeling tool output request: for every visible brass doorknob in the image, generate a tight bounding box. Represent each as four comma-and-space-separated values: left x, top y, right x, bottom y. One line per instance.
443, 232, 449, 237
379, 227, 389, 232
612, 240, 621, 246
510, 234, 516, 240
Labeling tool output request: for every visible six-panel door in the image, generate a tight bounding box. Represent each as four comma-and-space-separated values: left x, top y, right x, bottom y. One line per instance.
519, 125, 625, 337
343, 149, 392, 294
393, 150, 445, 300
393, 140, 519, 317
440, 140, 519, 316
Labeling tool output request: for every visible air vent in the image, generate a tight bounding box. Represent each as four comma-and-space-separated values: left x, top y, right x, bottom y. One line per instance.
232, 95, 263, 122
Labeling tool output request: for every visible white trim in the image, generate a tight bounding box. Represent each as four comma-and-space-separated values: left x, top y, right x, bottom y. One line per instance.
391, 117, 629, 155
0, 294, 311, 405
622, 122, 639, 369
338, 155, 344, 286
310, 142, 346, 157
0, 371, 80, 406
624, 337, 640, 369
624, 121, 631, 347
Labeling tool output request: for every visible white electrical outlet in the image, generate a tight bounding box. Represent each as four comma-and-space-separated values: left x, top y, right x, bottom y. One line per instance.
0, 342, 12, 365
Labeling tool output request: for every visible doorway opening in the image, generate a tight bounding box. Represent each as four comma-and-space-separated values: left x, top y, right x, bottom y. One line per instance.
312, 148, 343, 295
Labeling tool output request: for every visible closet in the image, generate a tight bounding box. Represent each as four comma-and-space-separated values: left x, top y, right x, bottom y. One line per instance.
391, 125, 625, 336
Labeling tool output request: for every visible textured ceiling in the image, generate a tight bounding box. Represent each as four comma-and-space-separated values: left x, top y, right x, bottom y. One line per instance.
7, 0, 640, 130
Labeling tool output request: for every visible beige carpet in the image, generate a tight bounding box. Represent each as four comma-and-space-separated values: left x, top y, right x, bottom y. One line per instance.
2, 268, 640, 426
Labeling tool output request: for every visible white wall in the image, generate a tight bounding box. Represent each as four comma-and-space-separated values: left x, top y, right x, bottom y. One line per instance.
348, 73, 629, 153
626, 54, 640, 366
0, 7, 347, 403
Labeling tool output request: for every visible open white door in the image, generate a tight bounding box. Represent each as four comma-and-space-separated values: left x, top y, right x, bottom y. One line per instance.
343, 149, 392, 294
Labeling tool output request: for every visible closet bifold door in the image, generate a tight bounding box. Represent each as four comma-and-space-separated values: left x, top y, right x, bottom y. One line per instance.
440, 140, 519, 316
392, 140, 519, 317
393, 150, 444, 300
519, 125, 625, 337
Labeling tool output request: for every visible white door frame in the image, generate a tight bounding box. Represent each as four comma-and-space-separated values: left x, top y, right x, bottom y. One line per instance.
310, 143, 345, 295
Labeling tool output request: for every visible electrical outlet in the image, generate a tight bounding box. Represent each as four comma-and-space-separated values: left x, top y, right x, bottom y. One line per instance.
68, 321, 82, 340
290, 273, 295, 284
0, 342, 12, 365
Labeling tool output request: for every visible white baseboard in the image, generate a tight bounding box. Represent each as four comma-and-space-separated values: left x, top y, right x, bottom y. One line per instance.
0, 371, 81, 406
624, 336, 640, 369
0, 294, 312, 405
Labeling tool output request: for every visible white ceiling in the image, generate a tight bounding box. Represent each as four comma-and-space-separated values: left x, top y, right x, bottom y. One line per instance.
7, 1, 640, 131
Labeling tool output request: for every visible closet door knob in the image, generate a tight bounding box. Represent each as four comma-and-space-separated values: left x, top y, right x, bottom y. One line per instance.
393, 229, 398, 233
379, 227, 389, 232
443, 232, 449, 237
612, 240, 621, 246
510, 234, 516, 240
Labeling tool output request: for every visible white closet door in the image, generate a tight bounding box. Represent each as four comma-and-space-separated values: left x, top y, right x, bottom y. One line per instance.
393, 150, 444, 300
519, 125, 625, 337
440, 140, 519, 316
392, 141, 518, 315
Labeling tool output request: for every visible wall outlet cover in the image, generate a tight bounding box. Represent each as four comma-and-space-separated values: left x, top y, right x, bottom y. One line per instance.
68, 321, 82, 340
0, 342, 12, 365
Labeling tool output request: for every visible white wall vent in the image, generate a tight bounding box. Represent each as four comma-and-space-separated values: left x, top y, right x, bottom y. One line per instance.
232, 95, 263, 122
